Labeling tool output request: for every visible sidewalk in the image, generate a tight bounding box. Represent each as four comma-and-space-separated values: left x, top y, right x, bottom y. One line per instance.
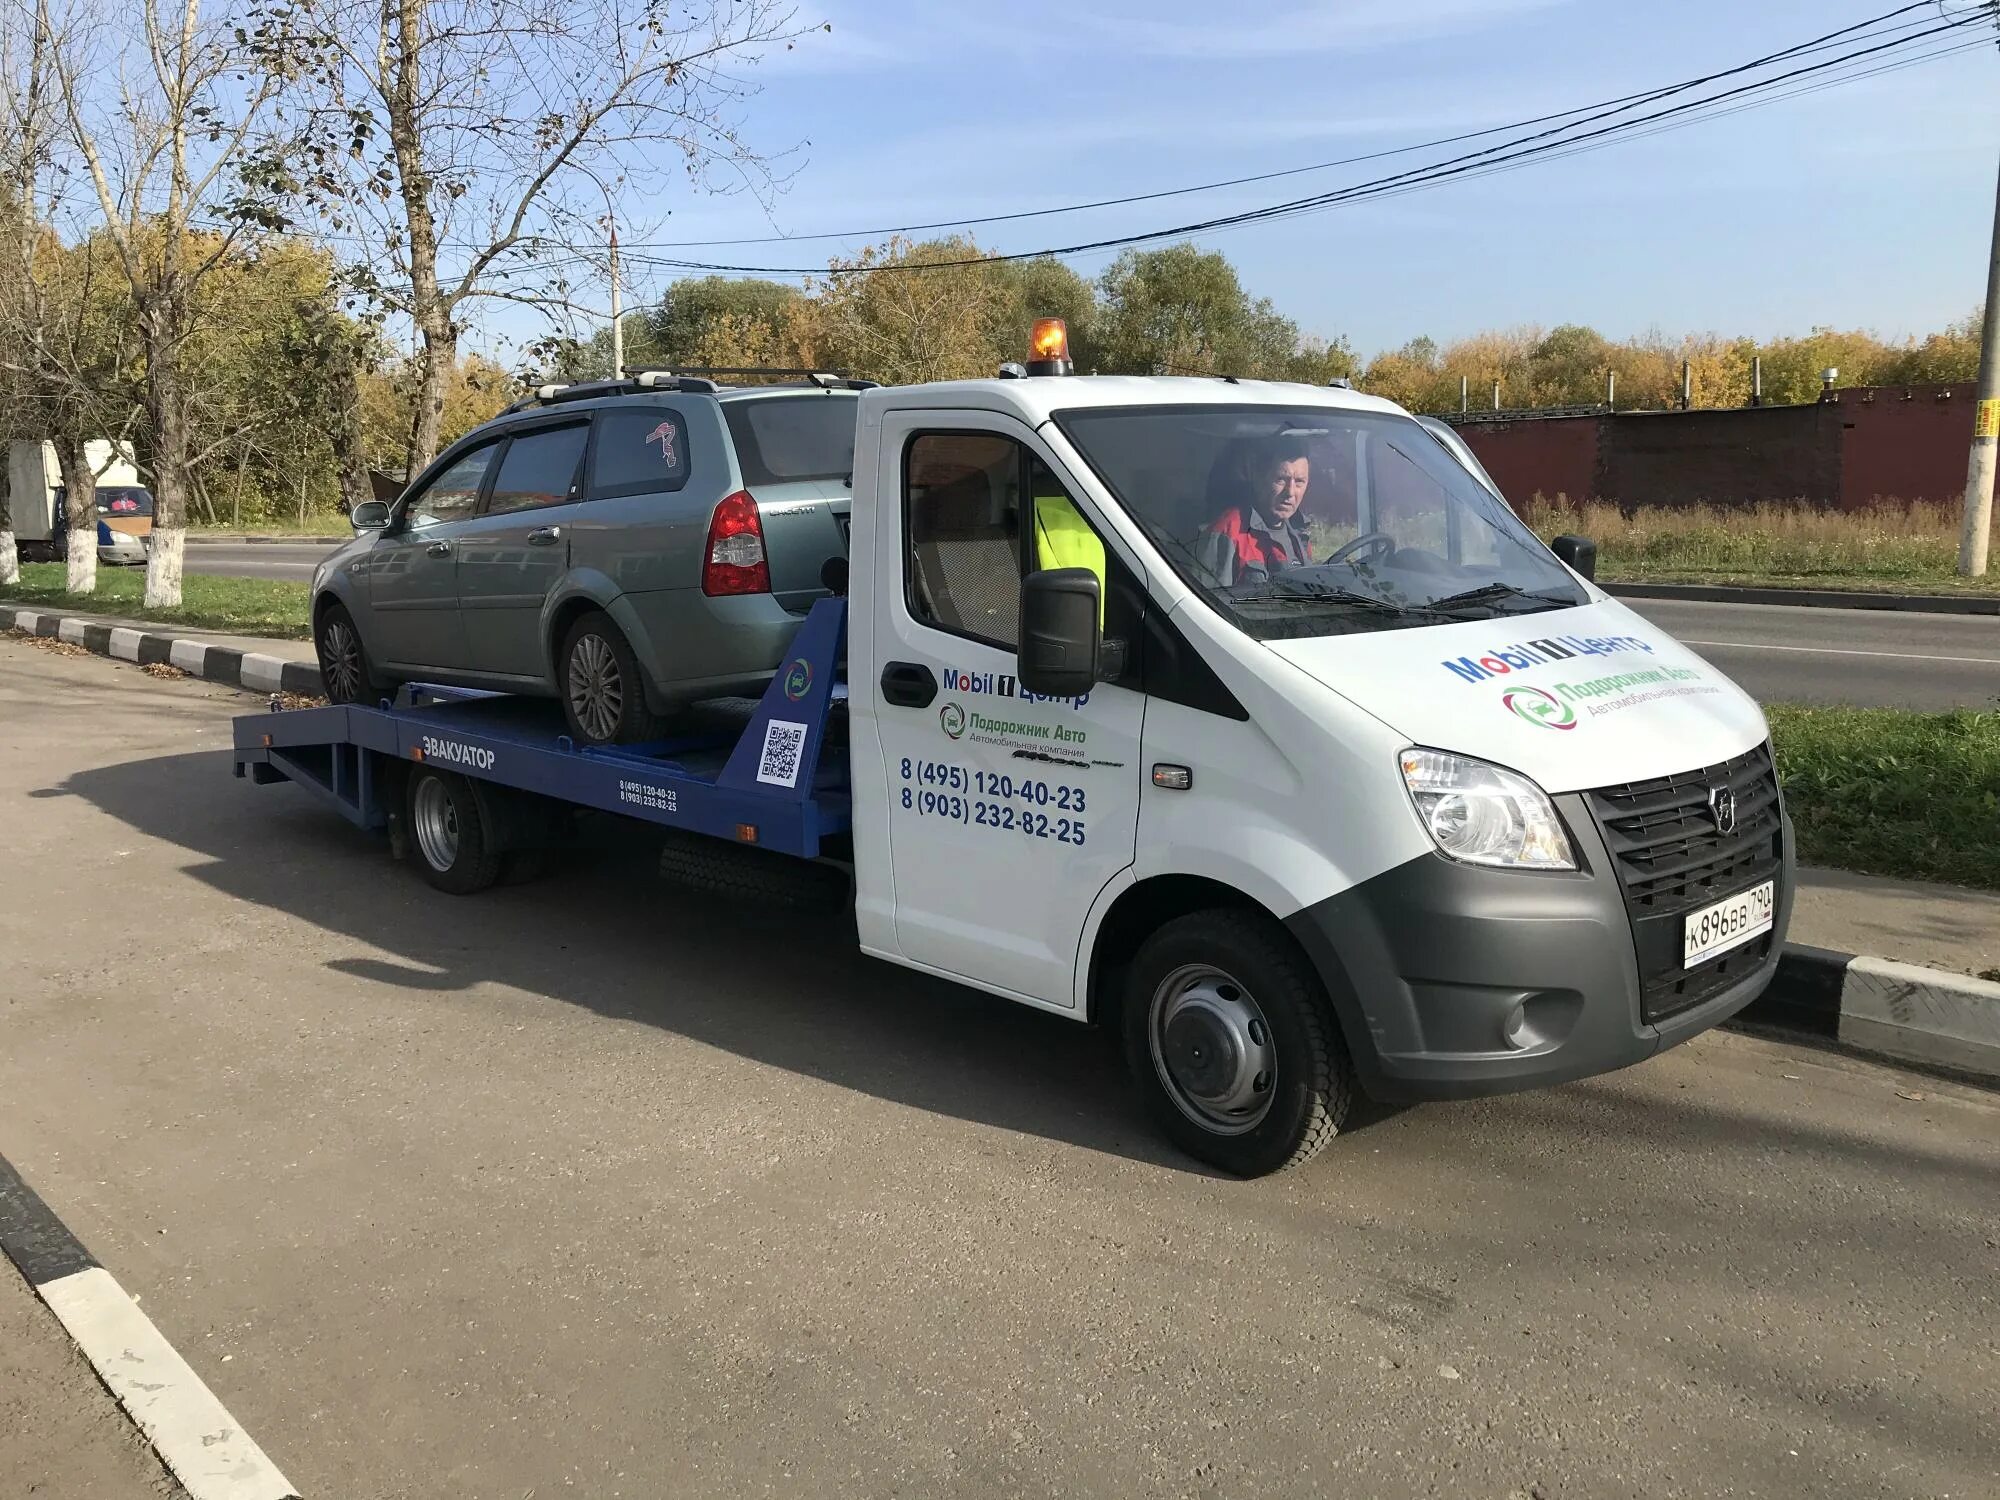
0, 1257, 185, 1499
1791, 866, 2000, 977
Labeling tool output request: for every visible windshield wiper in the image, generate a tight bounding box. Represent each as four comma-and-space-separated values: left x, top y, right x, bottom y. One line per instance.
1427, 582, 1577, 614
1231, 584, 1405, 613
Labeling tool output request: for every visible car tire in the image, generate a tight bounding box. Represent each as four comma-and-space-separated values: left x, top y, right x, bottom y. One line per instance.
1123, 909, 1353, 1177
560, 611, 666, 746
316, 601, 384, 705
405, 767, 506, 895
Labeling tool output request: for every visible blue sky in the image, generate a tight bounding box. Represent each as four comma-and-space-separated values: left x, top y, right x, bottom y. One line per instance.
471, 0, 1999, 360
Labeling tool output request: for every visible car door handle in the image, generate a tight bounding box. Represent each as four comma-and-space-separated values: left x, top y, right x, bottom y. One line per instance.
426, 541, 452, 557
879, 661, 938, 708
527, 526, 562, 546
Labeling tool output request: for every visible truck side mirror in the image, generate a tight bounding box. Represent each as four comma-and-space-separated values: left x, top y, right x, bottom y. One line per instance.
1550, 533, 1597, 582
350, 499, 392, 531
1019, 568, 1101, 698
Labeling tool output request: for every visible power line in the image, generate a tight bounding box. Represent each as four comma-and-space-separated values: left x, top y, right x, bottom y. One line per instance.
620, 6, 1992, 279
605, 1, 1956, 252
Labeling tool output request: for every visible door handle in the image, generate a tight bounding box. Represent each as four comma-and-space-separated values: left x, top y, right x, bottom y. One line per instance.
879, 660, 938, 708
426, 541, 452, 557
527, 526, 563, 546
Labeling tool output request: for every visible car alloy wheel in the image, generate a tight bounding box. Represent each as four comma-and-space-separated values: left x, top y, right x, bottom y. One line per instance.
567, 631, 624, 741
320, 615, 363, 702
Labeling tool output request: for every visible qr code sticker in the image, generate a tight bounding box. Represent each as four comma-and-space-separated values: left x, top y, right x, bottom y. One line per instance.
757, 718, 808, 787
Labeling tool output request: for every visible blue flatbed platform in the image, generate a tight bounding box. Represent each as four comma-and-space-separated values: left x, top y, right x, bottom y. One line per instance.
232, 598, 852, 859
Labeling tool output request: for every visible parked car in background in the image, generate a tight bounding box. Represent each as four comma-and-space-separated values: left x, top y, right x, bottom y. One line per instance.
310, 372, 868, 744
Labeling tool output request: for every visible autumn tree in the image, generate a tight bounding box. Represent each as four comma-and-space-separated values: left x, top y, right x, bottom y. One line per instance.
281, 0, 817, 474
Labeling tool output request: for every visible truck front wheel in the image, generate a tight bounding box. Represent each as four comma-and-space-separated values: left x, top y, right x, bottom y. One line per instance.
1124, 910, 1353, 1176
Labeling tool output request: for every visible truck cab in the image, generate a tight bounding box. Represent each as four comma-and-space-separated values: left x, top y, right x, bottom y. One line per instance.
844, 337, 1790, 1172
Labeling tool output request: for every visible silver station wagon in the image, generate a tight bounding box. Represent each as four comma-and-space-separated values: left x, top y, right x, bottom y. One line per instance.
311, 372, 864, 744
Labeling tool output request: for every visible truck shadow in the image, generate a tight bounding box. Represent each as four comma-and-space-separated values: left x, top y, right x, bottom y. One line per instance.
61, 747, 1255, 1174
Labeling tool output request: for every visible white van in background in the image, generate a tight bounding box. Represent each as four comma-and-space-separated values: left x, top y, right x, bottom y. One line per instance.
6, 439, 147, 564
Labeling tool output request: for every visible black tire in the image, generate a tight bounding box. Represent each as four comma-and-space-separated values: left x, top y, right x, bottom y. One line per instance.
656, 830, 852, 912
560, 611, 666, 746
1123, 909, 1353, 1176
404, 766, 505, 895
315, 600, 383, 705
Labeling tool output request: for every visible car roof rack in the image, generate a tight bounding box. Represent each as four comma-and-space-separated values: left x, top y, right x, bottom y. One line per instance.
637, 366, 881, 392
502, 372, 725, 414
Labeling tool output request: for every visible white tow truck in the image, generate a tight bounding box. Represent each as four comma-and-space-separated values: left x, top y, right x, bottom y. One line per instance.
235, 323, 1792, 1175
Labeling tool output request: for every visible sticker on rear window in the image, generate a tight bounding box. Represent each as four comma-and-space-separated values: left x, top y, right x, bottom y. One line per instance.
643, 419, 680, 467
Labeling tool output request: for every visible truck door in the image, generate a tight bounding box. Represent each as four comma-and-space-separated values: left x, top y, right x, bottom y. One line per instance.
864, 412, 1145, 1007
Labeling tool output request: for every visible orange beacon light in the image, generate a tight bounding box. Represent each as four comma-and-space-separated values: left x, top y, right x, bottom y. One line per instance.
1026, 317, 1073, 377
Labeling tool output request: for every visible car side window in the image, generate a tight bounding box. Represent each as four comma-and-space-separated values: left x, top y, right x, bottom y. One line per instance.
588, 406, 692, 500
486, 423, 589, 516
904, 433, 1026, 649
405, 442, 498, 527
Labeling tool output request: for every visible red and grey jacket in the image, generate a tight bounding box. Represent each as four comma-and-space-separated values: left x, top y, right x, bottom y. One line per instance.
1197, 505, 1314, 586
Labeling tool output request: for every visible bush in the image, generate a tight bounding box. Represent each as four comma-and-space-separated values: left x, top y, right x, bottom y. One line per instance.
1525, 496, 1971, 583
1766, 704, 2000, 891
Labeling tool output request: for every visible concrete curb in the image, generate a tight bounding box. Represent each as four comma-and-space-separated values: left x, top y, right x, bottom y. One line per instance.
0, 1152, 299, 1499
0, 604, 323, 698
1604, 581, 2000, 615
1736, 944, 2000, 1084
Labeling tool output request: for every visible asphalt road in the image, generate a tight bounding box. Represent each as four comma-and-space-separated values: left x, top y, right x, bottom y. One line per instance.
184, 539, 332, 579
183, 540, 1997, 709
2, 635, 1995, 1500
1621, 598, 2000, 712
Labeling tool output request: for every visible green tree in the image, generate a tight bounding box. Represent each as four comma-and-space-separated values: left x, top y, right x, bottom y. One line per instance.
1094, 242, 1313, 379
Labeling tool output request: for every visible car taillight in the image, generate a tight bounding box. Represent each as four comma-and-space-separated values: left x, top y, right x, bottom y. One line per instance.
702, 489, 770, 596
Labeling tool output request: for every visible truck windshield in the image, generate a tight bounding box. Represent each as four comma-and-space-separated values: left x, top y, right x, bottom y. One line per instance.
1054, 404, 1585, 640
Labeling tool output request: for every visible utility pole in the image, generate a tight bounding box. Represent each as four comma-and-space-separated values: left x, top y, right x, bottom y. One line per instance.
607, 210, 624, 381
1959, 149, 2000, 577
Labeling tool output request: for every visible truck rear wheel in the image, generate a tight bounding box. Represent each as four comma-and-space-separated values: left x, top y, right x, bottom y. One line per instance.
406, 766, 505, 894
1124, 910, 1352, 1176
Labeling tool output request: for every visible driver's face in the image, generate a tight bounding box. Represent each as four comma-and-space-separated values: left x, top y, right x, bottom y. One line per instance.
1264, 457, 1310, 522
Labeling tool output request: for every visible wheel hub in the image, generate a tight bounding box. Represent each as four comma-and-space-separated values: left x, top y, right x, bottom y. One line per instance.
412, 776, 459, 871
568, 634, 623, 741
321, 619, 361, 700
1149, 965, 1277, 1134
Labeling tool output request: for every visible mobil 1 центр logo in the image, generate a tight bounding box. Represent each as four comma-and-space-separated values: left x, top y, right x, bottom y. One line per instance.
1441, 633, 1654, 684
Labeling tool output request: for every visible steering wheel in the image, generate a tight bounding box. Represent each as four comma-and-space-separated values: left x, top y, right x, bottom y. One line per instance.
1325, 531, 1396, 567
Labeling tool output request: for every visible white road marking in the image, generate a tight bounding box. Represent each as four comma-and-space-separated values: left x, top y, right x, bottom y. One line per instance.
37, 1266, 297, 1500
1683, 639, 2000, 666
109, 626, 145, 661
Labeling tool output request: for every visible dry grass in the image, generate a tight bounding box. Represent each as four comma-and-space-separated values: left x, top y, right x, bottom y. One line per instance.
1523, 496, 1994, 590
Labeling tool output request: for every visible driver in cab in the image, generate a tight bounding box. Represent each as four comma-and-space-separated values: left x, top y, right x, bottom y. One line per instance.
1196, 436, 1314, 587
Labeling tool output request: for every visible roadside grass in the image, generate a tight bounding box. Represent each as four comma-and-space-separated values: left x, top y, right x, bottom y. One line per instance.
0, 563, 311, 639
1767, 704, 2000, 892
1526, 497, 2000, 594
190, 516, 350, 539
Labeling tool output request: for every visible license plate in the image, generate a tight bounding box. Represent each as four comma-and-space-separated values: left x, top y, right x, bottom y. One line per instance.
1683, 880, 1776, 968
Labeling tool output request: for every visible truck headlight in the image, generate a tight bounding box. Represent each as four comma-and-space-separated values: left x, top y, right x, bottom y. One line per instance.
1399, 748, 1575, 870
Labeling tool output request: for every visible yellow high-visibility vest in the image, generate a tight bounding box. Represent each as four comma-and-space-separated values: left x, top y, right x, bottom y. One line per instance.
1033, 493, 1106, 625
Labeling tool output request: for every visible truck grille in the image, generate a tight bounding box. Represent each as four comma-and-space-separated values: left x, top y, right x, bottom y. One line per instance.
1585, 743, 1784, 1024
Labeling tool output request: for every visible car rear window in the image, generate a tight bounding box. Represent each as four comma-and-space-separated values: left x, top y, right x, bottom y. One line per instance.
723, 396, 856, 486
97, 488, 154, 516
588, 406, 693, 499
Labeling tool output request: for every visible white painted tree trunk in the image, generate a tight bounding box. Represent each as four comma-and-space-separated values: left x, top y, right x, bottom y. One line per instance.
143, 527, 185, 608
66, 522, 98, 594
0, 531, 17, 585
